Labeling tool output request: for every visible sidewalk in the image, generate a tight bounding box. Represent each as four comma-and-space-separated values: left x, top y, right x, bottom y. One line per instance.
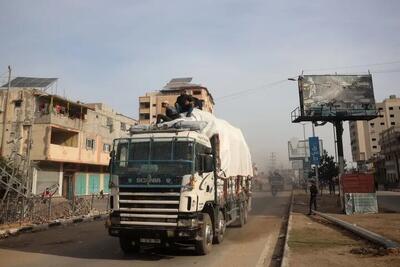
285, 190, 400, 266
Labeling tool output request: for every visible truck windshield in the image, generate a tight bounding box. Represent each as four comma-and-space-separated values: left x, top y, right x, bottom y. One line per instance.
112, 138, 194, 178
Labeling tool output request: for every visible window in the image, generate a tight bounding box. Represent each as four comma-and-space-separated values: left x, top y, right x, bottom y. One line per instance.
50, 127, 78, 147
86, 138, 96, 150
139, 113, 150, 120
372, 138, 376, 141
373, 145, 377, 149
106, 117, 113, 126
152, 104, 156, 107
152, 115, 156, 118
391, 122, 395, 126
193, 90, 201, 95
378, 107, 383, 111
120, 122, 126, 131
390, 114, 394, 118
389, 107, 393, 110
140, 102, 150, 109
14, 99, 22, 107
380, 122, 385, 126
103, 143, 111, 153
370, 123, 374, 127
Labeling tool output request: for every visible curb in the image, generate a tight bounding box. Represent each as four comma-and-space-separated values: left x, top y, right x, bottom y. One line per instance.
281, 191, 294, 267
0, 212, 109, 240
312, 210, 400, 250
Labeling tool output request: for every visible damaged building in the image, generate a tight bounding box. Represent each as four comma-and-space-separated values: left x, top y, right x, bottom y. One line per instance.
0, 77, 137, 200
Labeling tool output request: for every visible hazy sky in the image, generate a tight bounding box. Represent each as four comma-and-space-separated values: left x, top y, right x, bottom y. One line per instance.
1, 0, 399, 171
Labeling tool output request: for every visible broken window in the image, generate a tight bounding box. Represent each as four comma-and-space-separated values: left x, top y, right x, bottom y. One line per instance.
50, 127, 79, 147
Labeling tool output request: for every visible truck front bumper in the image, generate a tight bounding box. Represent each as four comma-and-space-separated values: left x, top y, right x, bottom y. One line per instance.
106, 211, 202, 242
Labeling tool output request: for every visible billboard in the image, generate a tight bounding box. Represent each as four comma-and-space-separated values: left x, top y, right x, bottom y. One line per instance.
309, 137, 321, 165
299, 75, 376, 120
288, 138, 323, 160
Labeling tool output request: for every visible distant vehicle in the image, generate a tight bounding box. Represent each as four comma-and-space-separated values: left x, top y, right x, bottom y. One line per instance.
106, 110, 253, 255
269, 172, 284, 196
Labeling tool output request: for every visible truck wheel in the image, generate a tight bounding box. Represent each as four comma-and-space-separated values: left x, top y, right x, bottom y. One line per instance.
237, 203, 245, 227
213, 210, 226, 244
195, 213, 213, 255
119, 236, 140, 254
243, 202, 248, 224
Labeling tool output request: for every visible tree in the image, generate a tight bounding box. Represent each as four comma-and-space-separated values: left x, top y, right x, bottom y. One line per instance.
318, 150, 339, 194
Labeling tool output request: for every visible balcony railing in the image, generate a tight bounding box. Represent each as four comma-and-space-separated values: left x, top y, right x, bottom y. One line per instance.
34, 112, 83, 129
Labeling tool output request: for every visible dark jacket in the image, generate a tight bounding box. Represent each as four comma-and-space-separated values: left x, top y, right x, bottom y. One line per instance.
310, 184, 318, 197
166, 106, 180, 120
176, 94, 194, 112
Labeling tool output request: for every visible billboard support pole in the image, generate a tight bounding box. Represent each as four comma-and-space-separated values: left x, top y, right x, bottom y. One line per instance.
334, 120, 345, 210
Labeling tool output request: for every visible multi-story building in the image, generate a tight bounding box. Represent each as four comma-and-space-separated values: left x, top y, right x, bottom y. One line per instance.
0, 77, 137, 199
378, 126, 400, 187
138, 77, 215, 124
349, 95, 400, 168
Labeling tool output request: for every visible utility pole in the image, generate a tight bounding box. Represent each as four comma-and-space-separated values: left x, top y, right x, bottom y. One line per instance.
1, 66, 11, 157
335, 121, 345, 210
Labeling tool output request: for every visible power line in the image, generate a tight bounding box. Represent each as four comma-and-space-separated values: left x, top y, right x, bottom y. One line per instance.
215, 79, 289, 100
303, 59, 400, 72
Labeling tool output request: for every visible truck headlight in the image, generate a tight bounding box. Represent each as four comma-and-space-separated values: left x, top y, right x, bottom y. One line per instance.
178, 218, 198, 227
181, 176, 195, 192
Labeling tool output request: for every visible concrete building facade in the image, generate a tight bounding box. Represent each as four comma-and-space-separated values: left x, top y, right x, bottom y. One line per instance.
0, 77, 137, 199
349, 95, 400, 167
138, 78, 214, 124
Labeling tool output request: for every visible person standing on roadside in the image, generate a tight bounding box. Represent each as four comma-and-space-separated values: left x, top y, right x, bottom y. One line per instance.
308, 180, 318, 215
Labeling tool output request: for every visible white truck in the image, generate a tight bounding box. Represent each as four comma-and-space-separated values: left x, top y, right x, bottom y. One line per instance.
106, 110, 253, 255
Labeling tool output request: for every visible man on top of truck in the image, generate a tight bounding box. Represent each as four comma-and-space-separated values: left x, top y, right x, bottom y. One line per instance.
156, 100, 180, 123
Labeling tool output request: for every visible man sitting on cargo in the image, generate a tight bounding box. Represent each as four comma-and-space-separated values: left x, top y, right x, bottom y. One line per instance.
157, 100, 180, 123
175, 90, 195, 117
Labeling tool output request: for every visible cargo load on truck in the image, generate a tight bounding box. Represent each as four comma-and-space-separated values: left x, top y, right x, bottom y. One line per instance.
162, 109, 253, 178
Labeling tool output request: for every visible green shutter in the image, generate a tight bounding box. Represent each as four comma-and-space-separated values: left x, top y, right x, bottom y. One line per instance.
103, 174, 110, 193
89, 174, 100, 194
75, 173, 86, 196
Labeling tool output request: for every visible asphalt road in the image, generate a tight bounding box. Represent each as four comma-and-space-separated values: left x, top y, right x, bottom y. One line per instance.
0, 190, 291, 267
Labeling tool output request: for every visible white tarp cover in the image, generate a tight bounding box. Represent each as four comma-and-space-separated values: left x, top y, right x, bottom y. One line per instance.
167, 109, 253, 178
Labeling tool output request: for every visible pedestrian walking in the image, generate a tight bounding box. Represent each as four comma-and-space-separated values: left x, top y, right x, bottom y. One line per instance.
308, 180, 318, 215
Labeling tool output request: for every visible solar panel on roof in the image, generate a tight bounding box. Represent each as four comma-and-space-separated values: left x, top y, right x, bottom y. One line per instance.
169, 77, 192, 83
1, 77, 57, 88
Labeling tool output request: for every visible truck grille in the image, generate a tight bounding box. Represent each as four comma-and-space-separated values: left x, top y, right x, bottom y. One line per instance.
118, 187, 180, 227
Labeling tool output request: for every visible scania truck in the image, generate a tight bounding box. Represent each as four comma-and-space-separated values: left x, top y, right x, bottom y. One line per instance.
106, 110, 253, 255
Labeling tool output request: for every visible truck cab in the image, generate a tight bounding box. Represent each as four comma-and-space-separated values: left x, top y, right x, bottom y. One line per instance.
107, 128, 221, 254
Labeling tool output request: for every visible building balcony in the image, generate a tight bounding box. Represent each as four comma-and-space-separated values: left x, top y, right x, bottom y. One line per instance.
34, 112, 83, 130
47, 144, 80, 162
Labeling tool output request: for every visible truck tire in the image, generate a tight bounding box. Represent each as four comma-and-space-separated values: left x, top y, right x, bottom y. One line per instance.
243, 202, 248, 224
237, 203, 245, 227
195, 213, 213, 255
213, 210, 226, 244
119, 236, 140, 254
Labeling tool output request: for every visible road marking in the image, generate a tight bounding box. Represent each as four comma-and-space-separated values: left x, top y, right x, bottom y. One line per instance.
255, 234, 274, 267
